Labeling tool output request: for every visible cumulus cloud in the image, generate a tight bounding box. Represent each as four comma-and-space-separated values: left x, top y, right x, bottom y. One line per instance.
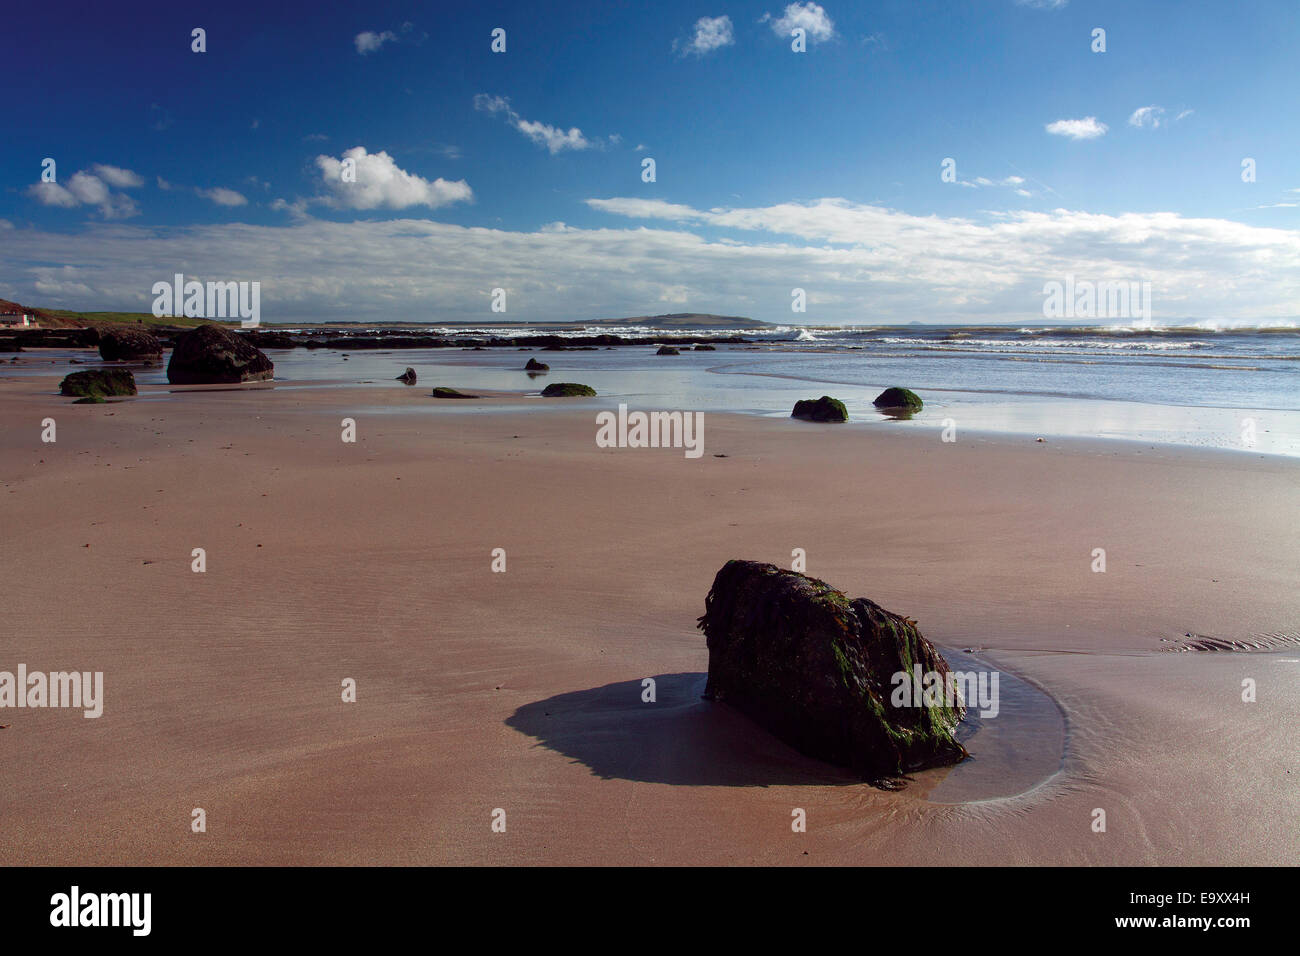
761, 3, 835, 43
674, 15, 735, 56
1046, 116, 1108, 140
354, 30, 396, 55
196, 186, 249, 207
26, 165, 142, 218
310, 146, 472, 210
474, 94, 604, 153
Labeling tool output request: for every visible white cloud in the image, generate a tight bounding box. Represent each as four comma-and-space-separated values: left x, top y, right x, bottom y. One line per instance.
196, 187, 249, 207
1015, 0, 1068, 8
585, 198, 704, 221
1046, 116, 1108, 140
474, 94, 603, 153
157, 176, 175, 191
27, 166, 142, 218
956, 175, 1027, 192
674, 15, 735, 57
761, 3, 835, 43
1128, 106, 1166, 129
7, 198, 1299, 325
354, 30, 396, 55
92, 164, 144, 189
1129, 106, 1194, 130
28, 182, 80, 208
311, 146, 473, 210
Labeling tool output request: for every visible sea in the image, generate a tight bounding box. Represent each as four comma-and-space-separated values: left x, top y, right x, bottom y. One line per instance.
17, 321, 1300, 458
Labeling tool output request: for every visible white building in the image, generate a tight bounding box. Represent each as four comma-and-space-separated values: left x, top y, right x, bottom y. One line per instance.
0, 313, 32, 327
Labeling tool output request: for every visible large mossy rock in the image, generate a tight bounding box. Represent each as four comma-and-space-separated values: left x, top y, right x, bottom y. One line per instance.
697, 560, 968, 780
873, 387, 923, 411
167, 324, 274, 384
98, 327, 162, 362
60, 369, 137, 399
541, 382, 596, 397
791, 395, 848, 422
431, 386, 479, 399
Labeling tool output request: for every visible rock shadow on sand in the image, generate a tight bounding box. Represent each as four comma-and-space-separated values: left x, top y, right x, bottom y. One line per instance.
506, 673, 858, 787
507, 661, 1066, 799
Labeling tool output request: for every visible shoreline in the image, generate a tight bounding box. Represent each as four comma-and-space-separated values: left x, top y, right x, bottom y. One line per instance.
8, 353, 1300, 460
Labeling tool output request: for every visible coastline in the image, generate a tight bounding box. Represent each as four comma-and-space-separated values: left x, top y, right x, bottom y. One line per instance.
2, 374, 1296, 864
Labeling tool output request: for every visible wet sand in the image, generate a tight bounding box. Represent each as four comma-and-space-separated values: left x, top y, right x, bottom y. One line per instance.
1, 373, 1296, 864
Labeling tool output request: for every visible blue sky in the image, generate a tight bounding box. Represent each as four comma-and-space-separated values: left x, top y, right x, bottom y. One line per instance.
3, 0, 1298, 324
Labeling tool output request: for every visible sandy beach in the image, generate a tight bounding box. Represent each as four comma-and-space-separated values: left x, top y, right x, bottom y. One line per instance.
2, 367, 1296, 866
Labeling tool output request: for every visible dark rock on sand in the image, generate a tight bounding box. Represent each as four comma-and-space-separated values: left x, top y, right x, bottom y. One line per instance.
60, 368, 137, 399
694, 344, 717, 351
873, 387, 923, 411
167, 324, 274, 384
791, 396, 848, 422
525, 358, 550, 371
697, 560, 968, 780
656, 345, 680, 355
540, 382, 597, 397
431, 387, 479, 399
396, 367, 417, 385
98, 327, 162, 362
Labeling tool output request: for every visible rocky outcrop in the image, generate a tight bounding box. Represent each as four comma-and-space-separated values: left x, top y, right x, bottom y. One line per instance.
246, 331, 295, 349
98, 327, 162, 362
59, 369, 137, 399
540, 382, 597, 397
791, 396, 848, 422
525, 358, 550, 371
697, 560, 968, 780
656, 345, 680, 355
396, 367, 417, 385
873, 387, 923, 411
166, 324, 274, 384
